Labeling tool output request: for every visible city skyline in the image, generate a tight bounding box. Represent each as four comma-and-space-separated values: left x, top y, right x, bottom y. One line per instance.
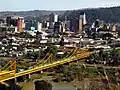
0, 0, 120, 11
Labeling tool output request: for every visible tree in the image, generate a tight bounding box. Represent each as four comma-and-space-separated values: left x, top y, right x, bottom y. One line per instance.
8, 84, 23, 90
99, 49, 104, 61
0, 83, 23, 90
91, 33, 99, 39
34, 80, 52, 90
45, 45, 57, 55
0, 84, 8, 90
61, 6, 120, 23
110, 47, 120, 66
59, 37, 64, 46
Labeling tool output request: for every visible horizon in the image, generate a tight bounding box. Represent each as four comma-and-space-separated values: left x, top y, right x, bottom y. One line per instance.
0, 0, 120, 11
0, 5, 120, 12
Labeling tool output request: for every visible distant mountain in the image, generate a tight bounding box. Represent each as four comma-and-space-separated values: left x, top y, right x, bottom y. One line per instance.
0, 10, 65, 19
1, 6, 120, 23
61, 6, 120, 23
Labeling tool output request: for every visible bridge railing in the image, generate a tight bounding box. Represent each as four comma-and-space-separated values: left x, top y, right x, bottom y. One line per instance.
0, 48, 90, 82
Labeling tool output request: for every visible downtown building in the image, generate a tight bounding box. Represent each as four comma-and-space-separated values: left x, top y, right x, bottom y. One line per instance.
6, 16, 25, 32
25, 20, 42, 32
70, 12, 87, 34
49, 13, 58, 28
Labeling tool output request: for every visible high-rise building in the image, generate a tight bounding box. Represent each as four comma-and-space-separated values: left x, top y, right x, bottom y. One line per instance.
54, 15, 58, 22
37, 22, 42, 32
79, 12, 87, 33
70, 12, 87, 34
61, 22, 66, 32
42, 21, 49, 29
79, 12, 85, 33
64, 16, 70, 30
6, 16, 24, 32
6, 17, 18, 26
49, 13, 58, 23
70, 19, 79, 32
83, 13, 87, 25
25, 20, 42, 31
25, 20, 36, 30
65, 21, 70, 30
0, 19, 5, 26
79, 18, 83, 34
46, 22, 50, 28
17, 17, 23, 32
49, 13, 59, 28
49, 13, 54, 22
6, 17, 12, 26
22, 23, 25, 29
54, 22, 62, 34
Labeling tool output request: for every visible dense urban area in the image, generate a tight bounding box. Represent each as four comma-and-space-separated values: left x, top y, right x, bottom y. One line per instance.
0, 6, 120, 90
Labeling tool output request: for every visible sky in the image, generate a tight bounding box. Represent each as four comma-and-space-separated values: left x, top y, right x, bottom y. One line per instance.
0, 0, 120, 11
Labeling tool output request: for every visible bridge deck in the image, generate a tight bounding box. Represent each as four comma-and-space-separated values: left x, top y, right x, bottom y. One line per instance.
0, 51, 90, 82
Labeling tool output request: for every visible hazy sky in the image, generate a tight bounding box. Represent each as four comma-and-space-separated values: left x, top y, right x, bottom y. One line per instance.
0, 0, 120, 11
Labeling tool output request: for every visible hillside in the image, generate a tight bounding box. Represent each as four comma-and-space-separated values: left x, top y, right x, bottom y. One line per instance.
1, 6, 120, 23
62, 6, 120, 23
0, 10, 65, 19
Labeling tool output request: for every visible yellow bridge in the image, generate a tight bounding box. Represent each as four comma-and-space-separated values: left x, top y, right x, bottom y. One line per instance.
0, 48, 90, 82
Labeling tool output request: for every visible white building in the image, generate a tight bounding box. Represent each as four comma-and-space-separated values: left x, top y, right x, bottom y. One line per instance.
47, 22, 50, 28
83, 13, 87, 25
54, 15, 58, 22
37, 22, 42, 32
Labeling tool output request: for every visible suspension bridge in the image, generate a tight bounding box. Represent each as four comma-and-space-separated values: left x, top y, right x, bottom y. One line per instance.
0, 48, 90, 82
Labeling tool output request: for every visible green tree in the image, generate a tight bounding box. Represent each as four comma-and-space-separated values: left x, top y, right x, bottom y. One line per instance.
45, 45, 57, 55
110, 48, 120, 66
